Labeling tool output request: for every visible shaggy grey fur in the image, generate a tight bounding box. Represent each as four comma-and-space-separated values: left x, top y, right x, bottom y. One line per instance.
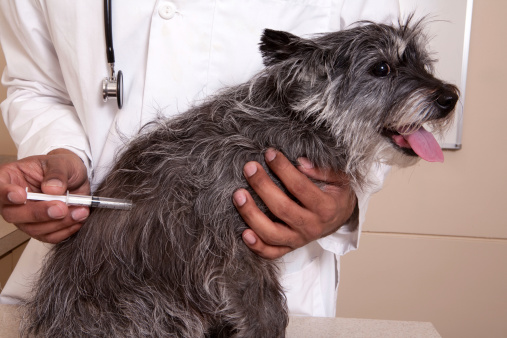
22, 17, 458, 337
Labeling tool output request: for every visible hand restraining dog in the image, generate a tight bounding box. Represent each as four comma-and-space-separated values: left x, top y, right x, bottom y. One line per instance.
22, 17, 458, 337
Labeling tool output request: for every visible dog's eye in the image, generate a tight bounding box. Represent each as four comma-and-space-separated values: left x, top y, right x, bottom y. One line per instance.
372, 62, 391, 77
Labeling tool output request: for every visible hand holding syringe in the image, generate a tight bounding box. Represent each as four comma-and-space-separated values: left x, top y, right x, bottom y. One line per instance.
25, 188, 133, 210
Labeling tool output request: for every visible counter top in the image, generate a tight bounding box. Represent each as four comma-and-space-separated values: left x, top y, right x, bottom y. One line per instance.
286, 315, 441, 337
1, 304, 440, 337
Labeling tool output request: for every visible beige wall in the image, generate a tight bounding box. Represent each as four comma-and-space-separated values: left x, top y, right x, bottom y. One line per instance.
337, 1, 507, 337
0, 1, 506, 337
0, 46, 16, 156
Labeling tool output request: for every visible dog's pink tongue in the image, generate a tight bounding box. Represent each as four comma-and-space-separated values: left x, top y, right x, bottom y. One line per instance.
403, 127, 444, 163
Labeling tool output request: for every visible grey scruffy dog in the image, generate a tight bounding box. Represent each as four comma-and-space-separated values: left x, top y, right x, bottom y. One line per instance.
22, 17, 458, 337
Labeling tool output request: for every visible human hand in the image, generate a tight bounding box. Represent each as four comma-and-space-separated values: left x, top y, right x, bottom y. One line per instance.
233, 148, 357, 259
0, 149, 90, 243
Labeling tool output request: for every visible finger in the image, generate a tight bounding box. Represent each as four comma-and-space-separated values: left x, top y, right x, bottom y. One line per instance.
242, 229, 292, 260
259, 149, 341, 227
266, 149, 355, 227
296, 157, 351, 186
265, 149, 334, 210
298, 156, 356, 218
11, 205, 87, 240
16, 217, 78, 238
2, 201, 69, 225
42, 150, 89, 195
0, 162, 31, 205
1, 201, 89, 225
233, 188, 300, 247
0, 184, 27, 205
241, 161, 317, 232
68, 206, 90, 223
41, 157, 72, 195
36, 223, 82, 244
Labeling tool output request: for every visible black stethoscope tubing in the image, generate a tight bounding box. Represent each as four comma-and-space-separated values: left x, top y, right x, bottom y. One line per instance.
104, 0, 114, 64
102, 0, 123, 109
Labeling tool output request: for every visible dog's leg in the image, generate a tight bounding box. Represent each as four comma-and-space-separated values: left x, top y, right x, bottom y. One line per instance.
210, 245, 288, 338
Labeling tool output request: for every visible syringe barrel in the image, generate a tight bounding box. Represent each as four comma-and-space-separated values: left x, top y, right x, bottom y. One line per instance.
90, 196, 133, 210
25, 190, 132, 210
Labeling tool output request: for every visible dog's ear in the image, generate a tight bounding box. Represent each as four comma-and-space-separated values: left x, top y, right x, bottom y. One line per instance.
260, 29, 308, 66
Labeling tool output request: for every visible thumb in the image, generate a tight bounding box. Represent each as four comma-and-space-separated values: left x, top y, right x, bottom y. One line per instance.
41, 150, 88, 195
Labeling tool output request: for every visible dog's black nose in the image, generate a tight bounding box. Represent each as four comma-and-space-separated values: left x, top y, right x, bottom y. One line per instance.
436, 87, 458, 115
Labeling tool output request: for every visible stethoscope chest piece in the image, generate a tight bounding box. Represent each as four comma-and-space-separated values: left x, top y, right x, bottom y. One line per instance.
102, 0, 123, 109
103, 68, 123, 109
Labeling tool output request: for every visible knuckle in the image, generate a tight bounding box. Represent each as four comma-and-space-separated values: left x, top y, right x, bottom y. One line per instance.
44, 157, 71, 181
300, 223, 323, 242
260, 229, 284, 247
259, 224, 292, 248
272, 199, 295, 221
42, 226, 75, 244
259, 247, 284, 260
270, 158, 291, 173
315, 199, 339, 224
14, 222, 43, 239
291, 179, 309, 196
279, 234, 297, 248
23, 226, 43, 238
44, 169, 67, 184
32, 206, 51, 222
266, 156, 296, 178
246, 241, 268, 257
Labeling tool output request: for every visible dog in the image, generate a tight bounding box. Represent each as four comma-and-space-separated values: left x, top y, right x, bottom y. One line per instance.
21, 17, 458, 337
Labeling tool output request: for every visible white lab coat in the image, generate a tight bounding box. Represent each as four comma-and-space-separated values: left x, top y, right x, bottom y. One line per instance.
0, 0, 398, 316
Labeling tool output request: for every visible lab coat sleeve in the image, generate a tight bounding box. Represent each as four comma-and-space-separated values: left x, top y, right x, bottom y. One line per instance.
316, 0, 400, 256
0, 0, 92, 172
316, 164, 391, 256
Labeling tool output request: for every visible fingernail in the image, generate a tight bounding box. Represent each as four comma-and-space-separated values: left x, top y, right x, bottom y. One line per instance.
71, 208, 89, 222
244, 162, 257, 178
48, 205, 65, 219
265, 148, 277, 162
297, 157, 314, 169
243, 231, 257, 245
44, 179, 64, 188
7, 192, 24, 204
233, 190, 247, 207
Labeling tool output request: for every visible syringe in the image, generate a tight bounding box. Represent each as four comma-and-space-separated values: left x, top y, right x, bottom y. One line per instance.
25, 189, 133, 210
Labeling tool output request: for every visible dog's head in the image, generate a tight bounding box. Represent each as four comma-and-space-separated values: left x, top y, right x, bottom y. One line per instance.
259, 17, 459, 170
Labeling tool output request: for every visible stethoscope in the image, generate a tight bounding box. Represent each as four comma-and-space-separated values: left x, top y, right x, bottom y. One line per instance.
102, 0, 123, 109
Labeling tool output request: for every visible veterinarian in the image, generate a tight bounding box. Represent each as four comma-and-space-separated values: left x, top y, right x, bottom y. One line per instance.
0, 0, 399, 317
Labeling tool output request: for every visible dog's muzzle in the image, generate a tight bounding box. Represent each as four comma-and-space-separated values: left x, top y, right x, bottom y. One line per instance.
435, 85, 459, 118
383, 84, 459, 163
